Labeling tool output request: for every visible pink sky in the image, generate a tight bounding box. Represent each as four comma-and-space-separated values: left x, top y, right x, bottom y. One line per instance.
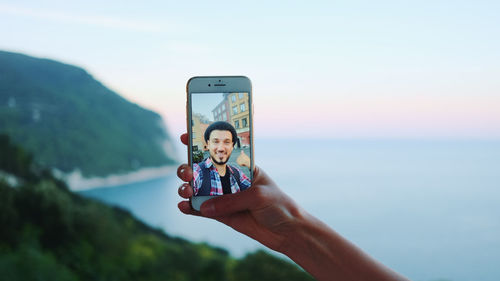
150, 93, 500, 140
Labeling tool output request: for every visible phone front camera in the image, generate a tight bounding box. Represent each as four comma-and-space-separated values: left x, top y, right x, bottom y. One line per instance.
208, 84, 211, 87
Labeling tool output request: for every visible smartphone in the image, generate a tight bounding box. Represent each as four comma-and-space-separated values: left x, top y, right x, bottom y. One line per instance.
186, 76, 254, 211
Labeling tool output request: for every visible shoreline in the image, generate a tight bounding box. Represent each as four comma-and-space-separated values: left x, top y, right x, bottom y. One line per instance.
59, 165, 178, 192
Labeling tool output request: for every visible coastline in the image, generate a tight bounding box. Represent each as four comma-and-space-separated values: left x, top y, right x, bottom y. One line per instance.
58, 165, 178, 192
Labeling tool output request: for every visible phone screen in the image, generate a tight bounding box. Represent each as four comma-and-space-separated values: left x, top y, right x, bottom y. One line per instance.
189, 92, 253, 197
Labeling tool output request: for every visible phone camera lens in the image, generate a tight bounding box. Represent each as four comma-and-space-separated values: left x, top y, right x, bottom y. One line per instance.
208, 84, 211, 87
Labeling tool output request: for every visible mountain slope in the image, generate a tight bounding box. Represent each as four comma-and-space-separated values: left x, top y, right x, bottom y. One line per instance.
0, 134, 314, 281
0, 50, 175, 177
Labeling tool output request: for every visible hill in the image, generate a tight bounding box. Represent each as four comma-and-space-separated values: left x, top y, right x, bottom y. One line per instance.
0, 50, 176, 178
0, 134, 314, 281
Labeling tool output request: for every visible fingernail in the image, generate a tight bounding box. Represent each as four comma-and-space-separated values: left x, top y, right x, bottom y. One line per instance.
179, 168, 185, 174
200, 202, 215, 216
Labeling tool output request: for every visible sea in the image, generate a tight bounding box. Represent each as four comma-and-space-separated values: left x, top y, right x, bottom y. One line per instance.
80, 139, 500, 281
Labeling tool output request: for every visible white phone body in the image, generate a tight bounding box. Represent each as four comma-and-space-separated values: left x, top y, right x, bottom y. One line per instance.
186, 76, 254, 211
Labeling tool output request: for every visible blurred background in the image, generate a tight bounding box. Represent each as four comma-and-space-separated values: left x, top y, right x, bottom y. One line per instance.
1, 1, 499, 281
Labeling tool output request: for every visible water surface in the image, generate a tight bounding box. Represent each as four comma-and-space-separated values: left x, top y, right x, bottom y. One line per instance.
81, 139, 500, 281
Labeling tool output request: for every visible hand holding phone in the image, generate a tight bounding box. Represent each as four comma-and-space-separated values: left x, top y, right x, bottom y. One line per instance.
180, 78, 410, 281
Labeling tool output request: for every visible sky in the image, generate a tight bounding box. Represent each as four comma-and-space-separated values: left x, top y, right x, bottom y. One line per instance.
192, 93, 225, 121
1, 0, 499, 139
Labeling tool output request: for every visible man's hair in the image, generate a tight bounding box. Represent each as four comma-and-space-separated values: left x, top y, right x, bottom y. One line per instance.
204, 121, 238, 145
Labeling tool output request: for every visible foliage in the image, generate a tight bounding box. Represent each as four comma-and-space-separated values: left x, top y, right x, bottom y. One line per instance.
0, 136, 314, 281
0, 50, 176, 177
0, 134, 36, 181
232, 250, 314, 281
193, 150, 204, 163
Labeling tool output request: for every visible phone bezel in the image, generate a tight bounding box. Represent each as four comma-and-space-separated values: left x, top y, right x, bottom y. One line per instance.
186, 76, 254, 211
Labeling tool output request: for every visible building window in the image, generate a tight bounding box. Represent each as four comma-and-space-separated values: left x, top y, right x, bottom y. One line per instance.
222, 104, 226, 110
240, 103, 246, 112
222, 112, 227, 121
231, 94, 236, 102
239, 92, 244, 99
242, 118, 247, 127
235, 120, 240, 129
232, 106, 238, 114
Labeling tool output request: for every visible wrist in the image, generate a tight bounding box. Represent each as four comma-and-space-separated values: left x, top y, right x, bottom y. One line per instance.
279, 207, 321, 257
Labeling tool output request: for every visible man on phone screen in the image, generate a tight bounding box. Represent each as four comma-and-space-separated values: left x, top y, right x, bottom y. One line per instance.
193, 121, 251, 196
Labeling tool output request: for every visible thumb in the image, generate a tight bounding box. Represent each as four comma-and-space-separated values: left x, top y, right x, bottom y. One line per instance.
200, 167, 266, 216
200, 188, 255, 217
200, 166, 272, 217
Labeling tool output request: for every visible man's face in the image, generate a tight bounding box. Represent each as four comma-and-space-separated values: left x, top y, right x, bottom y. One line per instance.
207, 130, 234, 166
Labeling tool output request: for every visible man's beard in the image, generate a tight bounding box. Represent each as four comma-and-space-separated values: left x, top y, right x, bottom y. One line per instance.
211, 154, 231, 165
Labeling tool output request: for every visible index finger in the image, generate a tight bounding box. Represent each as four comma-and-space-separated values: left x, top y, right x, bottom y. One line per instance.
180, 133, 188, 145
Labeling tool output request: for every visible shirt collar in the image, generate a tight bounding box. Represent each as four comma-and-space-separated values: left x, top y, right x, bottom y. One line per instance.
204, 157, 232, 173
204, 157, 214, 168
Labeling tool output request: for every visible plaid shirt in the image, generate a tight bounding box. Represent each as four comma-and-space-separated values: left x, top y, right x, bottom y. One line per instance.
193, 158, 251, 196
